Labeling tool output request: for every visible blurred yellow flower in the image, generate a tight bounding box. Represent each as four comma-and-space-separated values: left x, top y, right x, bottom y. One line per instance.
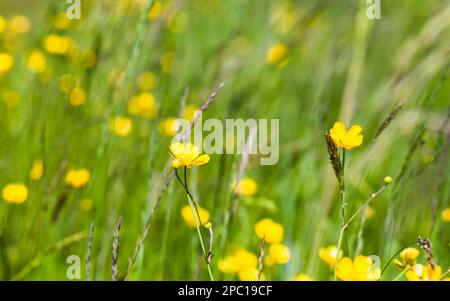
65, 169, 90, 189
218, 249, 258, 274
148, 0, 162, 20
442, 208, 450, 222
267, 43, 289, 67
80, 198, 93, 211
0, 52, 14, 75
53, 13, 70, 30
137, 71, 156, 90
27, 50, 46, 74
69, 87, 87, 106
0, 16, 6, 33
397, 248, 420, 267
169, 142, 210, 169
336, 256, 380, 281
239, 267, 265, 281
406, 264, 442, 281
293, 274, 314, 281
44, 34, 74, 55
159, 117, 179, 136
255, 218, 284, 244
267, 243, 291, 265
232, 177, 258, 196
329, 122, 363, 150
319, 245, 342, 268
9, 15, 30, 34
111, 116, 133, 137
182, 105, 199, 122
2, 183, 28, 204
82, 49, 97, 69
383, 176, 393, 184
128, 92, 157, 119
181, 205, 210, 228
29, 159, 44, 180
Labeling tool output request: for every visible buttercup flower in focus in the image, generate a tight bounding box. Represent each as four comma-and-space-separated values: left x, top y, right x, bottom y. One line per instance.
329, 122, 363, 150
169, 142, 210, 169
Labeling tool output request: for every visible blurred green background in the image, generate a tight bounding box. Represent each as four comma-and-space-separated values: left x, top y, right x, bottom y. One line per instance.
0, 0, 449, 280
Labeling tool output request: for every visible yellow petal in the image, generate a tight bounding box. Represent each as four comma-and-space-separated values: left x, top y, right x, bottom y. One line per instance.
348, 125, 362, 136
192, 154, 210, 166
169, 142, 185, 157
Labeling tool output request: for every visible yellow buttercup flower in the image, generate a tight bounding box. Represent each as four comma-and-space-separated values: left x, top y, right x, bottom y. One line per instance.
169, 142, 210, 169
137, 71, 156, 90
406, 264, 442, 281
336, 256, 380, 281
181, 205, 210, 228
267, 243, 291, 265
0, 53, 14, 75
442, 208, 450, 222
319, 245, 343, 268
147, 0, 162, 20
2, 183, 28, 204
182, 105, 199, 122
53, 13, 70, 30
159, 117, 179, 136
329, 122, 363, 150
0, 16, 6, 33
400, 248, 420, 266
9, 15, 31, 34
69, 87, 87, 106
266, 43, 289, 67
255, 218, 284, 244
218, 249, 258, 274
294, 274, 314, 281
128, 92, 157, 119
238, 267, 265, 281
27, 50, 46, 74
111, 116, 133, 137
65, 169, 90, 189
29, 159, 44, 180
44, 34, 74, 55
232, 177, 258, 196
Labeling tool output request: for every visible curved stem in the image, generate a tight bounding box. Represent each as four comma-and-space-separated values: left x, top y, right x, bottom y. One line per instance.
175, 169, 214, 281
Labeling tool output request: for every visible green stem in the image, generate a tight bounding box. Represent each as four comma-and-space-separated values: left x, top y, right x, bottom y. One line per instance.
175, 169, 214, 281
335, 149, 346, 281
393, 265, 410, 281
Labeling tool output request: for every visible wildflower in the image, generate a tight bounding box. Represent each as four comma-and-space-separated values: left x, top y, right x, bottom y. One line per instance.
0, 52, 14, 75
2, 183, 28, 204
329, 122, 363, 150
110, 116, 133, 137
232, 177, 258, 196
0, 16, 5, 33
406, 264, 442, 281
255, 218, 284, 244
159, 118, 179, 136
384, 176, 393, 184
69, 87, 87, 106
169, 142, 210, 169
147, 0, 162, 20
319, 245, 343, 268
27, 50, 46, 74
266, 43, 289, 67
79, 198, 93, 211
239, 267, 265, 281
9, 16, 31, 34
182, 105, 199, 122
336, 256, 380, 281
293, 274, 314, 281
65, 169, 90, 189
442, 208, 450, 222
181, 205, 210, 228
218, 249, 258, 274
29, 159, 44, 180
44, 34, 74, 55
137, 71, 156, 90
267, 243, 291, 265
394, 248, 420, 269
53, 13, 70, 30
128, 92, 157, 119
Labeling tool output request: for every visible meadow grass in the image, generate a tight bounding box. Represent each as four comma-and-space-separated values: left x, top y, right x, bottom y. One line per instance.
0, 0, 449, 281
